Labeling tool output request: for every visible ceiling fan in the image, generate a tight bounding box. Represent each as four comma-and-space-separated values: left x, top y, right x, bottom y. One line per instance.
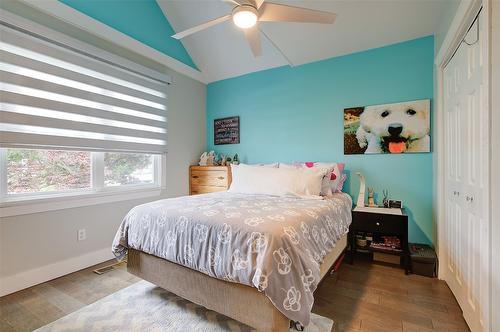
171, 0, 336, 63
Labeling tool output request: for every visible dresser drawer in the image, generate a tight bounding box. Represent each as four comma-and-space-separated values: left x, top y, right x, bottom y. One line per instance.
190, 170, 229, 187
351, 211, 407, 235
190, 185, 227, 195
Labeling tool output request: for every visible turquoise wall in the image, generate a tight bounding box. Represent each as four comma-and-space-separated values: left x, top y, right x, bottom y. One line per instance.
60, 0, 197, 69
207, 36, 434, 245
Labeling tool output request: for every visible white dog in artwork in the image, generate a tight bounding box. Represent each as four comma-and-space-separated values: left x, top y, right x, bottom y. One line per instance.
356, 100, 430, 154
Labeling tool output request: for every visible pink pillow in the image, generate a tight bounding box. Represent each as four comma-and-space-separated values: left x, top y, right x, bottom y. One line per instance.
281, 162, 345, 195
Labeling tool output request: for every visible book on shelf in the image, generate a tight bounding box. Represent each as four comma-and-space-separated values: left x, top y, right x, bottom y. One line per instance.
369, 244, 403, 253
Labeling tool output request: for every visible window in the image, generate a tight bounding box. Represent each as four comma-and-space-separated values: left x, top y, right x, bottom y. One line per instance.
6, 149, 91, 194
0, 148, 161, 201
104, 152, 154, 187
0, 12, 169, 208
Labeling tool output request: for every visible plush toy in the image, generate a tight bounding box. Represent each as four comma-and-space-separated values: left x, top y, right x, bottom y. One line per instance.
198, 151, 216, 166
207, 151, 216, 165
199, 152, 209, 166
219, 154, 226, 166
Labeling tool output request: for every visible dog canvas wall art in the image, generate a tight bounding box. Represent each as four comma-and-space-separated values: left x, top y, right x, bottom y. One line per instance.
344, 99, 430, 154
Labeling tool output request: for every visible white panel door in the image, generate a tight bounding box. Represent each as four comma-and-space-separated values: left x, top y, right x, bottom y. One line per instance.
443, 10, 489, 332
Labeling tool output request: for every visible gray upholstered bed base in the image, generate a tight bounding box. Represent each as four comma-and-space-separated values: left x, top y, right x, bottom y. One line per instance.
127, 234, 347, 332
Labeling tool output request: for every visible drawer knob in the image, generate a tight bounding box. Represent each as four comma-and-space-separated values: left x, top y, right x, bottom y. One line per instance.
218, 176, 225, 180
376, 222, 380, 226
192, 175, 199, 179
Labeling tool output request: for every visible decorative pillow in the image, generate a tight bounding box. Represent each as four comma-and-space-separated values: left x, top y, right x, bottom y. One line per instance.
335, 174, 347, 193
228, 164, 326, 197
280, 162, 345, 195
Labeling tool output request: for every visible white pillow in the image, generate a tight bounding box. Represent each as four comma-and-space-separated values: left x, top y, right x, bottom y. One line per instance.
228, 164, 326, 197
230, 163, 278, 181
254, 162, 279, 168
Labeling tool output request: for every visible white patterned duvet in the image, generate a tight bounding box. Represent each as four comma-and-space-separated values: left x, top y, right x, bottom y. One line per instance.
112, 192, 352, 325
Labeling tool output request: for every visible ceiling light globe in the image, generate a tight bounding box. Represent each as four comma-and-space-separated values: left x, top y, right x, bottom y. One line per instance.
232, 5, 258, 29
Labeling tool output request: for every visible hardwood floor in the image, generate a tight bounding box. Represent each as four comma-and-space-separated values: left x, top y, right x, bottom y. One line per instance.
314, 255, 470, 332
0, 256, 469, 332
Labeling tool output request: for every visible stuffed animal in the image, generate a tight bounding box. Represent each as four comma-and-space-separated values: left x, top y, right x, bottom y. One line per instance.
206, 151, 216, 165
199, 152, 215, 166
220, 154, 226, 166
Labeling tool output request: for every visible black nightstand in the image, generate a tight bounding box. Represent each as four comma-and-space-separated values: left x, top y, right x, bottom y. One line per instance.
349, 208, 410, 274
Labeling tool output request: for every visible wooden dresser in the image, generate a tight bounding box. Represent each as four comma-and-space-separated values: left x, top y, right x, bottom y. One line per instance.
189, 166, 232, 195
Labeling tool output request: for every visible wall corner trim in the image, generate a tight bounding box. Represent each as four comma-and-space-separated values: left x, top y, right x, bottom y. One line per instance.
435, 0, 482, 67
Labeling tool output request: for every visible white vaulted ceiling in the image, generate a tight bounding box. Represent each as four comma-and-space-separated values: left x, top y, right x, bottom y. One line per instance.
157, 0, 459, 83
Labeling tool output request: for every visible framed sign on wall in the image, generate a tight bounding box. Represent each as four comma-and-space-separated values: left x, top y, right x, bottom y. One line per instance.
214, 116, 240, 145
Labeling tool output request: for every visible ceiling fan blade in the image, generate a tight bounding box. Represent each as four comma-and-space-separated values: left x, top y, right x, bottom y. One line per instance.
222, 0, 243, 5
258, 2, 336, 24
244, 26, 261, 57
223, 0, 260, 6
172, 14, 232, 39
253, 0, 265, 9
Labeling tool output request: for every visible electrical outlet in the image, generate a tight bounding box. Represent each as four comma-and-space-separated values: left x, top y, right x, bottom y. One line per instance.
77, 229, 86, 241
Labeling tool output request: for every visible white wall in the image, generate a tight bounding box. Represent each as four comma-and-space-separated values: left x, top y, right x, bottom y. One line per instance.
491, 1, 500, 331
0, 3, 206, 296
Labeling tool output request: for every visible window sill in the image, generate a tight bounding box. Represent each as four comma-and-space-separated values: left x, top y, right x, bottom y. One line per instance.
0, 186, 163, 218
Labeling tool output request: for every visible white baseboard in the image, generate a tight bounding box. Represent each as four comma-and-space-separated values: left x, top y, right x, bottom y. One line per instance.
0, 248, 114, 297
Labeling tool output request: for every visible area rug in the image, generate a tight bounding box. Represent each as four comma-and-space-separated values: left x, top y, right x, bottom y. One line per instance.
35, 280, 334, 332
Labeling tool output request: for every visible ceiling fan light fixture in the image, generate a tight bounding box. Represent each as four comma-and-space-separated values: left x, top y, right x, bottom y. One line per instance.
232, 5, 258, 29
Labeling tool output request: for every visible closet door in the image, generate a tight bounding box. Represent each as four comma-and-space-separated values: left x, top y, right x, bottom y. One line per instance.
444, 42, 465, 311
443, 11, 489, 332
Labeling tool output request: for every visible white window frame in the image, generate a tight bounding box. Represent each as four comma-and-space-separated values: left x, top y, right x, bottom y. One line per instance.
0, 149, 165, 217
0, 10, 169, 217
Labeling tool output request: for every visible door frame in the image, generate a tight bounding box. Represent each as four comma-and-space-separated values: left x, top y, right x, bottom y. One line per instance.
434, 0, 491, 331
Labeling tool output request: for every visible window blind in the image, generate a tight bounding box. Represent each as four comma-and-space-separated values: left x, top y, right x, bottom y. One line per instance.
0, 21, 169, 154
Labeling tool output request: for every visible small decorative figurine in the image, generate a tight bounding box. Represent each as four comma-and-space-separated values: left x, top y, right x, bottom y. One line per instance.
368, 188, 377, 207
383, 189, 389, 208
232, 153, 240, 165
220, 154, 226, 166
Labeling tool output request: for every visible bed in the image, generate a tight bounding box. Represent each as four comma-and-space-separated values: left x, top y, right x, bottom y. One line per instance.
113, 182, 352, 331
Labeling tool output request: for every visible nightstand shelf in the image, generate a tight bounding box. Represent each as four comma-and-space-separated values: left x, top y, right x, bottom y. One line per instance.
368, 246, 404, 254
349, 208, 410, 274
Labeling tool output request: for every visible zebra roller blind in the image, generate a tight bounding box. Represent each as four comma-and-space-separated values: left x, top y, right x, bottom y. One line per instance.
0, 21, 169, 154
